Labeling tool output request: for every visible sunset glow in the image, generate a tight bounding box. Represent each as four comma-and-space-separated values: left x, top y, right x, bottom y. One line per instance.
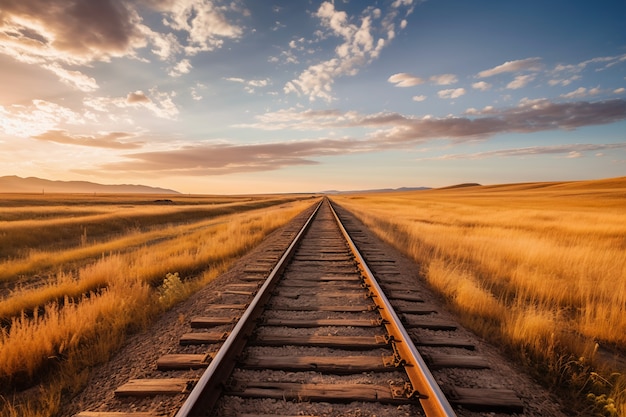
1, 0, 625, 194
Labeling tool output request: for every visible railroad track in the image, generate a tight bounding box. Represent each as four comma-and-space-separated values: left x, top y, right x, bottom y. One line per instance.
75, 198, 524, 417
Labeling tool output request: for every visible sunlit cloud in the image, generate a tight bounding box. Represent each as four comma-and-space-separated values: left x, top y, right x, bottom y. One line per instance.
561, 86, 602, 99
0, 100, 85, 137
472, 81, 491, 91
285, 0, 413, 101
477, 57, 543, 78
438, 88, 466, 99
430, 74, 458, 85
98, 98, 626, 176
553, 53, 626, 74
0, 0, 246, 90
417, 143, 626, 160
168, 59, 192, 77
155, 0, 245, 55
506, 74, 535, 89
84, 89, 179, 120
388, 73, 425, 87
412, 95, 427, 102
33, 130, 143, 149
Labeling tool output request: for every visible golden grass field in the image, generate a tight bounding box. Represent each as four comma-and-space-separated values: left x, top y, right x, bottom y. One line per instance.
0, 193, 317, 416
332, 176, 626, 417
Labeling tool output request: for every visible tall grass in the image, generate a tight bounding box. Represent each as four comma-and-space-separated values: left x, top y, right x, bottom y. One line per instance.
332, 177, 626, 416
0, 198, 315, 416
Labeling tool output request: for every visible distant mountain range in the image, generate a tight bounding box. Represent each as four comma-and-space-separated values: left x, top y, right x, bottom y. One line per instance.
0, 176, 180, 194
322, 186, 432, 194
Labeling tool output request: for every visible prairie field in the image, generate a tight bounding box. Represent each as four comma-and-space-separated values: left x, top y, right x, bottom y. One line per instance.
0, 192, 317, 416
332, 177, 626, 416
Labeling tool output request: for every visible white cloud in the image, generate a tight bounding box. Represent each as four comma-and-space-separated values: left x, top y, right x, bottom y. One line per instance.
472, 81, 491, 91
561, 86, 602, 99
506, 74, 535, 89
548, 75, 580, 87
554, 53, 626, 74
615, 87, 626, 94
158, 0, 244, 55
168, 59, 192, 77
412, 95, 427, 102
42, 63, 99, 92
430, 74, 457, 85
285, 0, 413, 101
477, 57, 542, 78
438, 88, 466, 99
84, 89, 179, 120
418, 143, 626, 161
388, 73, 424, 87
0, 100, 86, 137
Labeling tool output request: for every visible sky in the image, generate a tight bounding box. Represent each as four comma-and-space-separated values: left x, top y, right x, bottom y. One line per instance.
0, 0, 625, 194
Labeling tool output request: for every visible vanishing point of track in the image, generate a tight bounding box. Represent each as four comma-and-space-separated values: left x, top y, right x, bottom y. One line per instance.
76, 198, 524, 417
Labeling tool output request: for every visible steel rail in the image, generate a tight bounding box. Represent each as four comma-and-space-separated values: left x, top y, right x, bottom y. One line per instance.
328, 200, 458, 417
175, 199, 323, 417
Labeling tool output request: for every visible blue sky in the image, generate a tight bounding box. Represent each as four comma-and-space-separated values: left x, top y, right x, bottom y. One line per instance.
0, 0, 625, 194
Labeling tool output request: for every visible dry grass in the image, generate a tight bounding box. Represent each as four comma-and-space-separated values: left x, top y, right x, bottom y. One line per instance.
332, 177, 626, 416
0, 195, 316, 416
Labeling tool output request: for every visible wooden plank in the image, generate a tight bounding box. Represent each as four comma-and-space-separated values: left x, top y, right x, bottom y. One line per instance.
180, 331, 229, 345
387, 292, 424, 302
75, 413, 156, 417
414, 335, 475, 350
223, 290, 254, 296
424, 353, 490, 369
402, 316, 457, 330
207, 303, 247, 309
268, 304, 372, 313
227, 381, 411, 404
276, 290, 366, 299
191, 316, 237, 328
227, 283, 260, 289
114, 379, 193, 397
293, 255, 352, 261
448, 387, 524, 413
238, 414, 318, 417
262, 318, 380, 328
156, 353, 213, 370
254, 334, 388, 349
241, 355, 392, 373
279, 282, 360, 290
395, 305, 437, 314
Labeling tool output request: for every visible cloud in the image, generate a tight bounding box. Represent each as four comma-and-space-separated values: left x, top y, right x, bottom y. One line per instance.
0, 100, 85, 137
244, 99, 626, 143
615, 88, 626, 94
472, 81, 491, 91
548, 75, 580, 87
506, 74, 535, 89
418, 143, 626, 160
412, 95, 427, 102
0, 0, 246, 90
560, 87, 602, 99
388, 73, 425, 87
553, 53, 626, 74
477, 57, 543, 78
84, 89, 179, 119
285, 0, 413, 101
168, 59, 192, 77
438, 88, 466, 99
126, 91, 151, 104
92, 98, 626, 176
153, 0, 244, 55
225, 76, 270, 93
97, 138, 370, 175
32, 130, 143, 149
430, 74, 458, 85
